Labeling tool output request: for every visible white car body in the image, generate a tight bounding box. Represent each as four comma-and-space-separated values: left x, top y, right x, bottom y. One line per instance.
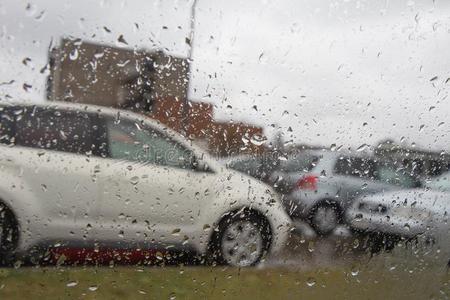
0, 102, 292, 264
346, 189, 449, 238
346, 188, 450, 263
346, 188, 450, 265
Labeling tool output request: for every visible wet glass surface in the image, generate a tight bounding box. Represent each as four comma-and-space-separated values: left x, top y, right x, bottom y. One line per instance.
0, 0, 450, 298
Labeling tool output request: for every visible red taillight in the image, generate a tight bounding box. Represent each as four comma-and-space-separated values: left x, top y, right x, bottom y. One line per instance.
296, 174, 318, 190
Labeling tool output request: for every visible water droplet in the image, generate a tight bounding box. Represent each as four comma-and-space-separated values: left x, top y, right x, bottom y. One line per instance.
88, 285, 98, 291
23, 83, 32, 92
356, 144, 369, 152
69, 48, 79, 60
117, 34, 128, 45
306, 277, 316, 287
22, 57, 32, 66
351, 267, 359, 276
307, 241, 314, 252
66, 281, 78, 287
130, 176, 139, 185
250, 135, 267, 146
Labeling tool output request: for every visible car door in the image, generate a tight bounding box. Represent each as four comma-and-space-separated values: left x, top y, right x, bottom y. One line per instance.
97, 115, 216, 248
11, 106, 103, 246
333, 156, 380, 206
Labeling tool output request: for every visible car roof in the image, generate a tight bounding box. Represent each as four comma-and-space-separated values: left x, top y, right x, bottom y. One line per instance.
1, 100, 180, 139
1, 100, 222, 169
289, 149, 375, 160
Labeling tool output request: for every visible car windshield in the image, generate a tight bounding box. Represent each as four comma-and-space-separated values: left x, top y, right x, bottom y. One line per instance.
227, 156, 262, 172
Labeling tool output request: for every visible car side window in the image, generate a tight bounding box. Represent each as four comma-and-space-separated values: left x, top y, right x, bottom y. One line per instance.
374, 163, 419, 188
106, 119, 196, 170
334, 156, 376, 179
278, 154, 319, 173
13, 106, 95, 155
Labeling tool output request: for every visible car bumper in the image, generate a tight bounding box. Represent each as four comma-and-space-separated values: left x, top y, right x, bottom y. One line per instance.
269, 213, 292, 254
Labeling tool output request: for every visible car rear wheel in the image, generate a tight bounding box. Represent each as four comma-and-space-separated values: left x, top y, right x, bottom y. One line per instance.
309, 204, 341, 236
0, 203, 18, 266
208, 211, 271, 267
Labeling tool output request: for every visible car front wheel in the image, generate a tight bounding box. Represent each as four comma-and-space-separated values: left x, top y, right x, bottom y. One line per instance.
208, 211, 271, 267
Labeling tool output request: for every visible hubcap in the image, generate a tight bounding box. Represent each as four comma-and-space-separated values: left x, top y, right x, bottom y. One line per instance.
313, 206, 338, 234
221, 220, 263, 267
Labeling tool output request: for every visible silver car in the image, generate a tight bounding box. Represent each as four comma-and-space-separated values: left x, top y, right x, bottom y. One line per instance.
281, 150, 421, 235
346, 174, 450, 262
347, 170, 450, 238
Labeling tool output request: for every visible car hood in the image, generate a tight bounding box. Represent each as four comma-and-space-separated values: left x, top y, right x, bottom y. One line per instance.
354, 189, 450, 235
212, 167, 292, 213
215, 168, 278, 200
357, 189, 450, 213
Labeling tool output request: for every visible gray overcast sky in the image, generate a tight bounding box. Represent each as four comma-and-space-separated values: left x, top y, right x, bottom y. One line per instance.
0, 0, 449, 151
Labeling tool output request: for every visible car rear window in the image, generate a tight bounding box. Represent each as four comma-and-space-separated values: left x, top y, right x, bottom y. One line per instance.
278, 154, 319, 173
374, 164, 419, 188
334, 156, 376, 179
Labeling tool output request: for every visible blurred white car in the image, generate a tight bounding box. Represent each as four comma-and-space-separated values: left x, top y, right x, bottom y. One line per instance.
346, 189, 449, 238
346, 172, 450, 260
0, 102, 292, 267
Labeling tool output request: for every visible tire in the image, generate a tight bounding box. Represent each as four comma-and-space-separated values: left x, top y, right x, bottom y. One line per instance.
0, 203, 19, 266
309, 203, 342, 236
208, 210, 272, 267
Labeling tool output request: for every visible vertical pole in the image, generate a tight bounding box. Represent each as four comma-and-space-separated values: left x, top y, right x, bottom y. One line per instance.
184, 0, 198, 137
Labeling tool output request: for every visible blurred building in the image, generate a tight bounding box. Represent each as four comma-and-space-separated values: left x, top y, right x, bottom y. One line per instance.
47, 38, 265, 157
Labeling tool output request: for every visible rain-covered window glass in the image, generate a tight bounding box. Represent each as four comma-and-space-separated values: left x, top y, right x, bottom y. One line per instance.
278, 154, 319, 173
375, 164, 419, 188
226, 156, 263, 176
2, 0, 450, 298
334, 156, 376, 179
14, 107, 94, 155
107, 119, 195, 169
